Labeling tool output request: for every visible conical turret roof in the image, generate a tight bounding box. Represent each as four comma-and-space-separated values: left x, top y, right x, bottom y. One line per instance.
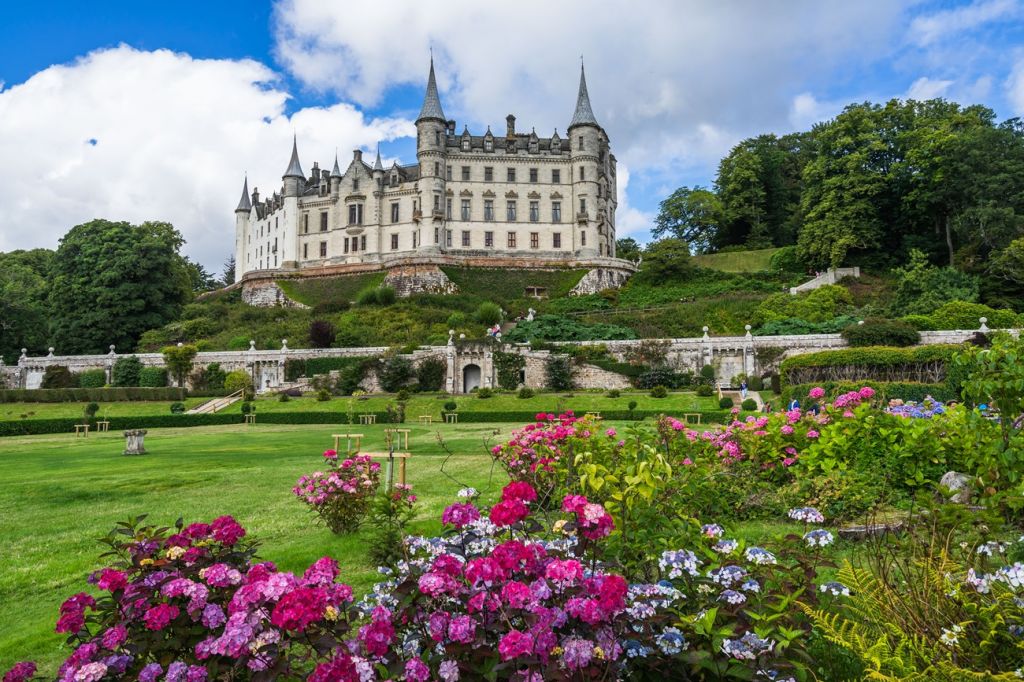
417, 57, 446, 122
235, 176, 252, 212
283, 134, 304, 178
568, 64, 599, 129
373, 144, 383, 171
330, 152, 342, 178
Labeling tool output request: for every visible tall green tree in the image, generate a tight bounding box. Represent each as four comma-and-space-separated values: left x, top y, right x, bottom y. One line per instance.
614, 237, 642, 261
0, 249, 54, 363
49, 220, 193, 354
652, 186, 721, 253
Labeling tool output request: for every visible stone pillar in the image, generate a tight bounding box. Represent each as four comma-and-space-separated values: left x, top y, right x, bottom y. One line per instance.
123, 429, 148, 456
744, 325, 755, 376
702, 326, 713, 369
18, 349, 27, 389
105, 345, 116, 385
445, 330, 456, 394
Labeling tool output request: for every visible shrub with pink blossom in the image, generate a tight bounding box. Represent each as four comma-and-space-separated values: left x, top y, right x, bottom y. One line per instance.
294, 451, 382, 533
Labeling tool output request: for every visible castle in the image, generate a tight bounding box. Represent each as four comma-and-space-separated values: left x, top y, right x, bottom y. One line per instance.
232, 59, 632, 298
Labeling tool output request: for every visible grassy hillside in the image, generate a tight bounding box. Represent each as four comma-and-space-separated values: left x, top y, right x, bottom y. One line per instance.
277, 272, 385, 307
693, 247, 781, 272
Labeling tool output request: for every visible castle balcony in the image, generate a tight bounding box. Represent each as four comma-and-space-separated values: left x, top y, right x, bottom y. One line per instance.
413, 209, 423, 223
431, 209, 445, 221
576, 211, 589, 224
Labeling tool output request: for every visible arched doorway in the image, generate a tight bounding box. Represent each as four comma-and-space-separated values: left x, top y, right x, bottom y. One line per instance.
462, 364, 481, 393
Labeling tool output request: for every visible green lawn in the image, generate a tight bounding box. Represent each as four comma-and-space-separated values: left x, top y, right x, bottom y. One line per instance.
692, 247, 781, 272
0, 398, 208, 420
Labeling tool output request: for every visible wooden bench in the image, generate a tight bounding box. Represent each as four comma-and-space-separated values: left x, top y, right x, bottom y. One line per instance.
244, 414, 256, 425
74, 424, 90, 437
444, 413, 459, 424
384, 428, 411, 449
683, 413, 702, 425
332, 433, 364, 454
584, 411, 602, 420
359, 414, 377, 425
361, 452, 412, 485
95, 421, 110, 432
418, 415, 433, 424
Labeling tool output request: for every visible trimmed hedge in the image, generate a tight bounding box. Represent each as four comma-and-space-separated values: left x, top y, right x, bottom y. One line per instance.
781, 381, 956, 406
0, 388, 188, 403
139, 367, 168, 388
780, 345, 958, 386
77, 369, 107, 388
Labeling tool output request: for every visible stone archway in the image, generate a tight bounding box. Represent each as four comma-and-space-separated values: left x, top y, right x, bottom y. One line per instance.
462, 364, 482, 393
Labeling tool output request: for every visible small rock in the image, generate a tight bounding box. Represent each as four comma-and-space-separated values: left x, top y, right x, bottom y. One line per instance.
940, 471, 973, 504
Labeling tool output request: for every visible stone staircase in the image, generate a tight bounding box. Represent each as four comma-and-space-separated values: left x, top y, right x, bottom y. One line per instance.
187, 390, 245, 414
789, 267, 860, 295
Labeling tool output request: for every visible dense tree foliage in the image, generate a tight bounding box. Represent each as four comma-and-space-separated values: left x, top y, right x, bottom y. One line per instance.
0, 249, 54, 363
49, 219, 192, 354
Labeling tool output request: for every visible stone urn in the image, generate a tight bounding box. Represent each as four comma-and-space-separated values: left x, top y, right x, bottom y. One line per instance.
123, 429, 148, 456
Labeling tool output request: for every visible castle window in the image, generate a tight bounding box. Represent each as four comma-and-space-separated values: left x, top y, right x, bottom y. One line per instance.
484, 167, 493, 182
599, 243, 605, 255
506, 200, 516, 221
274, 255, 277, 267
303, 243, 308, 259
434, 227, 440, 244
484, 138, 493, 152
434, 162, 439, 176
344, 238, 349, 253
413, 232, 419, 248
529, 201, 539, 222
580, 198, 587, 213
434, 194, 440, 210
552, 201, 562, 222
461, 199, 471, 221
320, 241, 327, 257
461, 166, 470, 181
446, 165, 452, 181
597, 185, 601, 198
462, 137, 470, 151
485, 231, 494, 247
552, 169, 560, 184
553, 232, 561, 248
578, 136, 583, 150
435, 131, 440, 145
462, 230, 470, 247
275, 217, 278, 228
303, 214, 309, 234
507, 231, 517, 248
391, 202, 400, 223
580, 166, 585, 180
320, 212, 328, 231
348, 204, 363, 225
351, 236, 358, 253
530, 232, 539, 249
484, 200, 494, 221
446, 230, 453, 247
580, 231, 586, 246
391, 234, 398, 250
353, 179, 359, 191
391, 173, 398, 187
361, 235, 366, 250
446, 198, 452, 220
529, 168, 538, 183
507, 167, 516, 182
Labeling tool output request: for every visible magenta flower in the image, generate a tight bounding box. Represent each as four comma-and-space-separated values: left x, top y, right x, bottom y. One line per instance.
809, 387, 825, 399
490, 499, 530, 527
442, 502, 480, 528
501, 481, 538, 503
447, 614, 477, 643
143, 603, 180, 631
404, 658, 430, 682
498, 629, 534, 660
95, 568, 127, 592
3, 662, 36, 682
210, 515, 245, 546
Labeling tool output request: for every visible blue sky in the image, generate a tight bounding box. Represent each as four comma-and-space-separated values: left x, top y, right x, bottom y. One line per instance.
1, 0, 1023, 270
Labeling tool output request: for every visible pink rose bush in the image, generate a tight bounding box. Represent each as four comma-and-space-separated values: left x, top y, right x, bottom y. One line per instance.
294, 450, 381, 533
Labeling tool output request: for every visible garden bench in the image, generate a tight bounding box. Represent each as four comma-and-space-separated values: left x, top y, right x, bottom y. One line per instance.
332, 433, 363, 454
244, 414, 256, 425
444, 413, 459, 424
683, 413, 702, 425
384, 428, 411, 449
74, 424, 89, 437
359, 414, 377, 425
585, 411, 602, 420
361, 452, 411, 486
95, 420, 110, 432
418, 415, 433, 424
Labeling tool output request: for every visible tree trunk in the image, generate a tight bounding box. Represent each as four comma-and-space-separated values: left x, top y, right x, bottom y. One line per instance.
945, 214, 954, 267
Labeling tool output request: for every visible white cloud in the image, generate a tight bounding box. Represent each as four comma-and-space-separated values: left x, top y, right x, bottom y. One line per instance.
1005, 56, 1024, 114
909, 0, 1021, 47
907, 76, 954, 99
614, 165, 654, 238
0, 45, 413, 270
788, 92, 846, 130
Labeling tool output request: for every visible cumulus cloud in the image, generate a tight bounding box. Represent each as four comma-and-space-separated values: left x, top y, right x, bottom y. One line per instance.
909, 0, 1021, 47
1006, 55, 1024, 115
614, 165, 655, 238
907, 76, 954, 100
0, 45, 413, 269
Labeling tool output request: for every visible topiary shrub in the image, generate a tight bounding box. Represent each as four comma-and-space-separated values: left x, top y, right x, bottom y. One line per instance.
41, 366, 77, 389
240, 401, 252, 415
316, 389, 331, 402
78, 369, 106, 388
477, 387, 493, 399
138, 367, 168, 388
169, 401, 185, 414
719, 396, 734, 409
415, 356, 446, 392
696, 384, 714, 397
223, 369, 252, 395
396, 388, 411, 402
544, 355, 575, 391
748, 376, 764, 391
607, 389, 621, 398
443, 400, 458, 416
84, 402, 100, 419
841, 318, 920, 347
742, 398, 758, 411
518, 387, 535, 399
475, 301, 503, 326
699, 364, 716, 384
355, 287, 380, 306
378, 356, 414, 393
278, 392, 290, 402
650, 385, 668, 398
111, 356, 143, 387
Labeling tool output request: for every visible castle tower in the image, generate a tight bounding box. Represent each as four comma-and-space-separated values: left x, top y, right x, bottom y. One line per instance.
233, 176, 251, 283
282, 135, 305, 198
567, 64, 605, 257
416, 57, 448, 251
330, 153, 342, 199
279, 136, 304, 270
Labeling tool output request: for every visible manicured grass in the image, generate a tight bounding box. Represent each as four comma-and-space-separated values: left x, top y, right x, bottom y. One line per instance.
277, 272, 386, 307
0, 398, 208, 420
692, 247, 781, 273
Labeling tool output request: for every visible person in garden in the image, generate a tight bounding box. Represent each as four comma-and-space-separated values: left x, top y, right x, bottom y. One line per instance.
741, 380, 748, 399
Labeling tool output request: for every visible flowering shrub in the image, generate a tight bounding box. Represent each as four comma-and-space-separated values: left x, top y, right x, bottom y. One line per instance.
40, 515, 362, 681
293, 450, 381, 533
491, 412, 581, 503
887, 396, 947, 419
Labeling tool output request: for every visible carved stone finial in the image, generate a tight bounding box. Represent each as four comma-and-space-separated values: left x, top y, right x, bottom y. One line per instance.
979, 317, 989, 332
281, 339, 289, 350
47, 347, 55, 357
249, 340, 256, 350
109, 345, 116, 354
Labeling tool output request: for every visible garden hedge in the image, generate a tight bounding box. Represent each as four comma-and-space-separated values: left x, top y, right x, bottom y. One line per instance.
780, 345, 958, 386
0, 387, 188, 403
781, 381, 956, 406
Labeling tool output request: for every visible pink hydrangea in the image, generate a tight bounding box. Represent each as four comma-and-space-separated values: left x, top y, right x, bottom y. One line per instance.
498, 629, 534, 660
55, 593, 96, 634
323, 449, 338, 461
490, 499, 529, 527
143, 603, 180, 631
405, 658, 430, 682
270, 586, 328, 632
859, 386, 876, 399
441, 502, 480, 528
809, 387, 826, 399
780, 425, 794, 435
94, 568, 127, 592
210, 516, 245, 546
101, 624, 127, 650
501, 481, 538, 503
447, 615, 477, 644
2, 662, 36, 682
501, 580, 534, 609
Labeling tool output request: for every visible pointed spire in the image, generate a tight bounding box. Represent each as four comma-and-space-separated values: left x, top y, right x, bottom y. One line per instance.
235, 175, 252, 212
569, 63, 599, 129
283, 134, 304, 178
330, 151, 342, 178
417, 56, 446, 122
373, 144, 383, 171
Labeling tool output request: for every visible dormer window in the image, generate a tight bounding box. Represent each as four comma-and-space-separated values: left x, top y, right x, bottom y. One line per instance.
390, 173, 398, 187
484, 137, 493, 152
462, 137, 470, 151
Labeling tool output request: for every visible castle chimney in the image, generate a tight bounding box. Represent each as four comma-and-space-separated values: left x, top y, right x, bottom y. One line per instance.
353, 149, 363, 163
447, 120, 456, 135
506, 114, 516, 138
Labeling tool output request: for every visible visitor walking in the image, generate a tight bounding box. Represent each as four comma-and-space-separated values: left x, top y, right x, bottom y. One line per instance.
740, 380, 748, 400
